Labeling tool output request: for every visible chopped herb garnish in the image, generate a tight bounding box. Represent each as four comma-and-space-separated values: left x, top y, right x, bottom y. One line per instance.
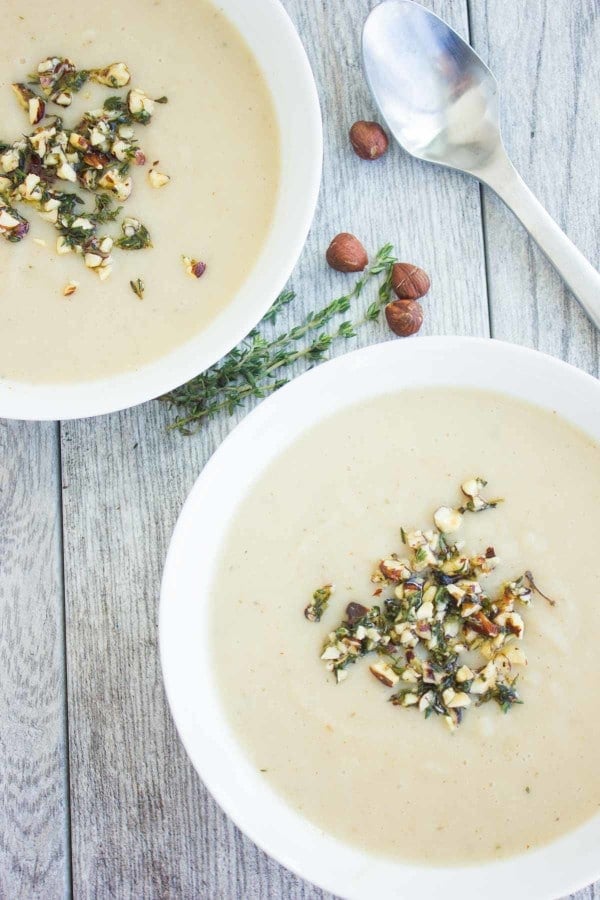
103, 95, 127, 112
525, 570, 557, 606
163, 244, 398, 433
129, 278, 145, 300
2, 54, 166, 278
304, 584, 333, 623
115, 219, 152, 250
58, 193, 84, 214
154, 96, 169, 104
492, 680, 523, 714
307, 479, 555, 731
91, 193, 122, 224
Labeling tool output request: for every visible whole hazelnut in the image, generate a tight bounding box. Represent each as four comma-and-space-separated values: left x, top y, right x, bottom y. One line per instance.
391, 262, 431, 300
385, 299, 424, 337
326, 233, 368, 272
349, 120, 389, 160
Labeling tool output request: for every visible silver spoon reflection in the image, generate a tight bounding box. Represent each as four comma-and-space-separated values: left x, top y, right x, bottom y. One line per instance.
363, 0, 600, 330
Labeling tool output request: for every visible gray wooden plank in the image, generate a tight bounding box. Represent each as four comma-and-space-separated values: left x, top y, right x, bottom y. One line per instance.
468, 3, 600, 897
469, 0, 600, 376
61, 0, 489, 897
0, 421, 69, 899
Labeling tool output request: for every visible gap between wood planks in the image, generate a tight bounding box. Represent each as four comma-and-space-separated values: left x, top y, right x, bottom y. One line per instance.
56, 420, 74, 898
465, 0, 495, 338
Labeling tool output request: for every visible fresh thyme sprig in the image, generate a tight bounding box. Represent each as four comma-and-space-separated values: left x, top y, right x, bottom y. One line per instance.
163, 243, 397, 434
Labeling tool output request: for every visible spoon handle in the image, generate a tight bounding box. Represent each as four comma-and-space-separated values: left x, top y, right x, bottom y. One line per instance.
480, 151, 600, 330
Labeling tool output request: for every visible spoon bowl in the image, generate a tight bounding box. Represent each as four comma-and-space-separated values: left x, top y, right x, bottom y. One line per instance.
363, 0, 501, 174
363, 0, 600, 330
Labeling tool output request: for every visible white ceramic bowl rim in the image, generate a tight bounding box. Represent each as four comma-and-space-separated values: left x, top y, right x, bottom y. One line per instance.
0, 0, 322, 421
160, 337, 600, 900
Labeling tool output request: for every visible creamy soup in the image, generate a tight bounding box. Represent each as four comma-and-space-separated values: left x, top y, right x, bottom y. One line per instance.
0, 0, 279, 383
211, 388, 600, 864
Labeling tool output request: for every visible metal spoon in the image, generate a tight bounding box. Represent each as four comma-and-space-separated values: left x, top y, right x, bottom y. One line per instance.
363, 0, 600, 329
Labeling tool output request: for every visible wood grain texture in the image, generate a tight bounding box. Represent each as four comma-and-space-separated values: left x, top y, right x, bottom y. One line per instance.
3, 1, 600, 899
60, 0, 489, 897
469, 0, 600, 375
468, 4, 600, 896
0, 421, 68, 899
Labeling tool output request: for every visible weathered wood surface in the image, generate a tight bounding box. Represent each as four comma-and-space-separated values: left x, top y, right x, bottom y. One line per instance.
0, 422, 69, 899
61, 0, 489, 897
470, 0, 600, 376
1, 0, 599, 898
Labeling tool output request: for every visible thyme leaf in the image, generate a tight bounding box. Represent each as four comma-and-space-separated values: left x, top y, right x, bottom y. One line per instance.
130, 278, 145, 299
115, 221, 152, 250
304, 585, 333, 623
91, 193, 122, 224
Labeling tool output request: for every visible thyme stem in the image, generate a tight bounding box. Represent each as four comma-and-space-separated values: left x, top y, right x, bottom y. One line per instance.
163, 244, 397, 434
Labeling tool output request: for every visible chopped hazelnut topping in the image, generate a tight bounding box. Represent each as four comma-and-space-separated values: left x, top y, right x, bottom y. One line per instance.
461, 477, 487, 498
91, 62, 131, 88
62, 280, 79, 296
0, 55, 170, 278
379, 558, 411, 582
182, 256, 207, 279
433, 506, 463, 534
304, 584, 333, 623
1, 148, 20, 173
369, 661, 400, 687
84, 252, 103, 268
305, 476, 553, 730
455, 664, 474, 683
471, 661, 498, 695
148, 170, 170, 188
402, 693, 419, 707
127, 88, 155, 121
56, 236, 71, 255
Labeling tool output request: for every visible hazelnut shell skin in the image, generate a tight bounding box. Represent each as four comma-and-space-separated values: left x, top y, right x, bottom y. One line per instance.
385, 299, 424, 337
326, 233, 368, 273
391, 262, 431, 300
349, 120, 389, 160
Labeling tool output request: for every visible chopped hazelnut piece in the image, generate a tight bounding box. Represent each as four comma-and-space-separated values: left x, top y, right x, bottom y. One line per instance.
56, 236, 72, 255
62, 280, 79, 296
369, 661, 399, 687
1, 148, 20, 173
496, 611, 525, 639
379, 558, 411, 582
402, 693, 419, 707
447, 691, 471, 709
502, 644, 528, 666
306, 476, 552, 730
97, 265, 113, 281
471, 661, 498, 695
127, 88, 155, 120
56, 161, 77, 183
84, 252, 103, 269
456, 665, 474, 683
182, 256, 207, 279
416, 600, 434, 621
148, 170, 170, 188
461, 477, 487, 499
92, 62, 131, 88
433, 506, 463, 534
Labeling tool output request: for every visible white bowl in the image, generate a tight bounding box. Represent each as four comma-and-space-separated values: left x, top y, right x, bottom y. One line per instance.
160, 337, 600, 900
0, 0, 322, 421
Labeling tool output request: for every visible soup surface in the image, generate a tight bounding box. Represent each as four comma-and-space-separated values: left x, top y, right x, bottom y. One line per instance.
211, 388, 600, 864
0, 0, 279, 383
